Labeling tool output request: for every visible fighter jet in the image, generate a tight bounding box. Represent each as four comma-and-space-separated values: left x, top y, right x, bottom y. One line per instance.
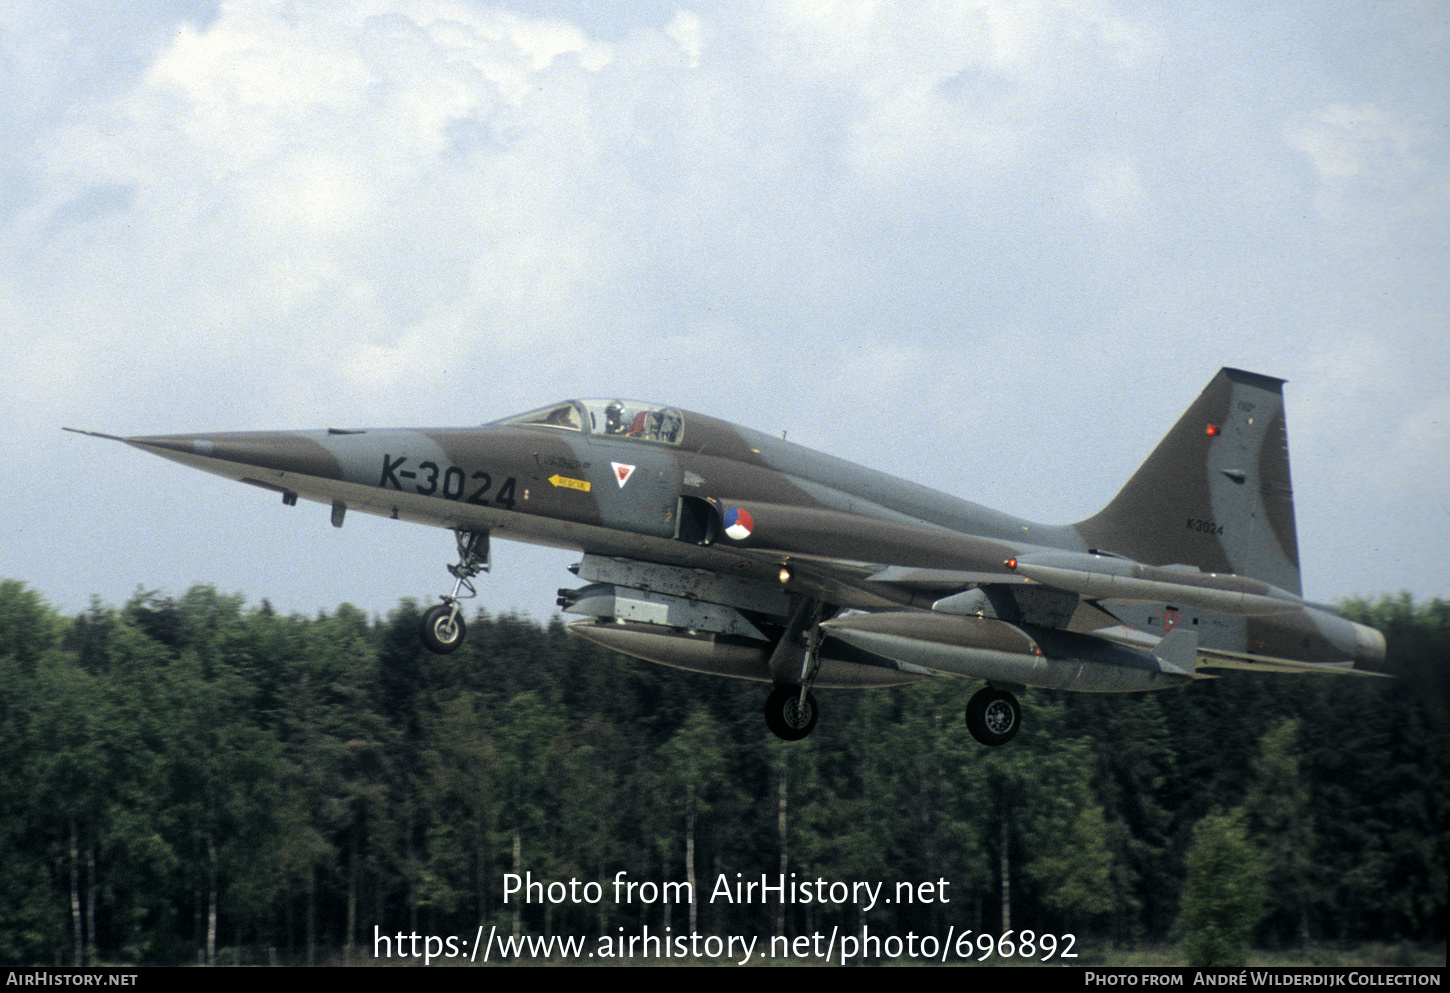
68, 368, 1386, 746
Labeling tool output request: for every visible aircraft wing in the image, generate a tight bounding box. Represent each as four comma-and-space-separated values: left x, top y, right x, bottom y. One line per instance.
683, 530, 1387, 684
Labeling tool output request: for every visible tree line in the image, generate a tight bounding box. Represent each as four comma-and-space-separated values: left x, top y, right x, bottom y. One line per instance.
0, 579, 1444, 964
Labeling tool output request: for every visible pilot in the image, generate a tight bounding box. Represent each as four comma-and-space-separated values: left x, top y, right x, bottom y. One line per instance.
604, 400, 627, 435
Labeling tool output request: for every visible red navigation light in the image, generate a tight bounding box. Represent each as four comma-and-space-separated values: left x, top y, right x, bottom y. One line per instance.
1005, 558, 1018, 570
1205, 424, 1220, 436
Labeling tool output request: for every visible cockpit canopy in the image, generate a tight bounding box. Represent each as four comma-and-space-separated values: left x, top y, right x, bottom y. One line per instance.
498, 399, 686, 445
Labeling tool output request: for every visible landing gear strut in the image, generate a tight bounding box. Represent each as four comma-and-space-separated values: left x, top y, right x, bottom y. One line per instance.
965, 686, 1021, 747
419, 529, 489, 655
764, 598, 827, 741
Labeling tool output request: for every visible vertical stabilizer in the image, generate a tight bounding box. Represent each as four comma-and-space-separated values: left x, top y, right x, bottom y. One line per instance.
1074, 368, 1301, 595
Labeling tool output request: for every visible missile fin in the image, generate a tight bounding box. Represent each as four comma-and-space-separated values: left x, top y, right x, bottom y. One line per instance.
1154, 628, 1200, 675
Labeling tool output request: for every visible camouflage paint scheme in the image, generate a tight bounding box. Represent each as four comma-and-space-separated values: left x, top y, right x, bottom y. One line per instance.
71, 368, 1386, 745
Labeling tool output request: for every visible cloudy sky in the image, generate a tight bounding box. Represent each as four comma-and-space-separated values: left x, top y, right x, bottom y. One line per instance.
3, 0, 1446, 622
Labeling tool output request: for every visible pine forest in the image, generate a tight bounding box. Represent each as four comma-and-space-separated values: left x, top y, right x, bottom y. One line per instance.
0, 579, 1444, 966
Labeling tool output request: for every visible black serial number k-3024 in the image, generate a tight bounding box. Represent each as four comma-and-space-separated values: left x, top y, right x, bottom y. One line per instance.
379, 454, 517, 508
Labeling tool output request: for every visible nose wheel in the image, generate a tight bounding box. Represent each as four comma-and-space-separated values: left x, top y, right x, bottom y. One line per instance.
419, 529, 489, 655
420, 604, 467, 654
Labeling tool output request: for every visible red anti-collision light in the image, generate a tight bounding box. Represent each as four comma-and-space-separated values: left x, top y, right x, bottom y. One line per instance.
1005, 558, 1018, 570
1205, 424, 1220, 436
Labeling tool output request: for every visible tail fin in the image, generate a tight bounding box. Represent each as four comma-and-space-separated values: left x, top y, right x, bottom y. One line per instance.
1074, 368, 1301, 595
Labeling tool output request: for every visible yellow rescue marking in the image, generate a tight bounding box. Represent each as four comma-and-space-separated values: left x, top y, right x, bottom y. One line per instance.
548, 474, 591, 492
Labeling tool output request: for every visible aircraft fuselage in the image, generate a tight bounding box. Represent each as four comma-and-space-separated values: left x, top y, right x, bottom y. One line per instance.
76, 373, 1387, 745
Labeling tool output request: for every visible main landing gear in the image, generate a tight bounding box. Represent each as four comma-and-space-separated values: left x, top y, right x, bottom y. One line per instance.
764, 599, 826, 742
764, 685, 818, 741
965, 686, 1021, 747
419, 529, 489, 655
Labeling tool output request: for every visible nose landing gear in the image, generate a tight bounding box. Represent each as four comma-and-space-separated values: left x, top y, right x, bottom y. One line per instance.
419, 529, 489, 655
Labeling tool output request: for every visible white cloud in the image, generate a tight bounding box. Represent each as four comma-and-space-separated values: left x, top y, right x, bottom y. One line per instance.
666, 10, 705, 68
1287, 102, 1449, 241
17, 0, 643, 397
1385, 397, 1450, 493
733, 0, 1159, 193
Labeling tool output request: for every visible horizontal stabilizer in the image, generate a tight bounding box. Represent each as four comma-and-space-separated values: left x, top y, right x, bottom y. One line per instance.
1194, 648, 1393, 677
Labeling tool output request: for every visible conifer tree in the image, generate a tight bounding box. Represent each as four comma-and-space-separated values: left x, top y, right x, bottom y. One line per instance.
1175, 810, 1266, 967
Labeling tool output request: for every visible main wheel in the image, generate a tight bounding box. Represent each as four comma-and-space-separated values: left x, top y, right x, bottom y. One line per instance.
420, 604, 467, 654
764, 686, 818, 741
965, 687, 1021, 747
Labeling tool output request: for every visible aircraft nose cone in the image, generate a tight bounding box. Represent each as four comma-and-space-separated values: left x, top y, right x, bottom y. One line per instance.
125, 432, 344, 479
127, 434, 220, 458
